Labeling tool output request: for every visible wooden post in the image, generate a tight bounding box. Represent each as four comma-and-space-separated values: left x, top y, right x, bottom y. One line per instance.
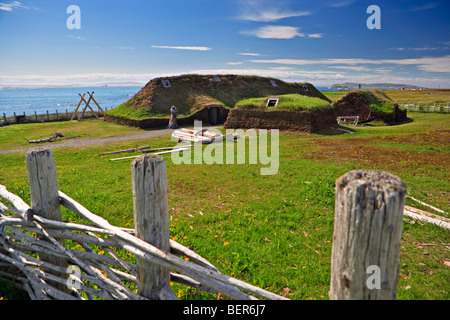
131, 154, 177, 300
87, 91, 105, 114
26, 148, 68, 286
71, 93, 85, 121
330, 170, 406, 300
78, 93, 94, 121
34, 111, 38, 122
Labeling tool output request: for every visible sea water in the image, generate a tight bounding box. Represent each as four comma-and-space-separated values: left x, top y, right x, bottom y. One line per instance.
0, 86, 142, 117
0, 85, 338, 118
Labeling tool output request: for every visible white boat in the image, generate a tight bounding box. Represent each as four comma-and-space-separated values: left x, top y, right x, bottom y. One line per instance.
171, 128, 239, 144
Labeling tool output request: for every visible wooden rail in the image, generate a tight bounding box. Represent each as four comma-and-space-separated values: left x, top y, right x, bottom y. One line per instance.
0, 148, 287, 300
400, 102, 450, 112
0, 149, 413, 300
2, 109, 106, 125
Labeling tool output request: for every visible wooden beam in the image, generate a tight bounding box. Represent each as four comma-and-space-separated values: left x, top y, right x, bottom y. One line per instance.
330, 170, 406, 300
131, 154, 176, 300
71, 93, 85, 121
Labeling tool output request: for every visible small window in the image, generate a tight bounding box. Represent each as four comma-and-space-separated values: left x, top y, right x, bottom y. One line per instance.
162, 80, 171, 88
266, 97, 279, 107
213, 75, 221, 82
270, 80, 277, 87
302, 85, 309, 91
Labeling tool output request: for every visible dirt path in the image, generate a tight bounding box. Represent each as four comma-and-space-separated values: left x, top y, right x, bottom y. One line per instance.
0, 125, 222, 155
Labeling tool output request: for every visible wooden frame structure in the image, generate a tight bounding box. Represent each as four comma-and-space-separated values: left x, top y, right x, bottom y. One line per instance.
71, 91, 105, 121
337, 116, 359, 126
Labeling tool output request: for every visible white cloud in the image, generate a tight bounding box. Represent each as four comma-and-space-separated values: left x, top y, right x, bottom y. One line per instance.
237, 52, 261, 56
151, 45, 212, 51
389, 46, 442, 51
328, 66, 372, 72
0, 1, 27, 11
190, 68, 344, 81
227, 62, 244, 65
239, 9, 310, 22
2, 68, 449, 88
236, 0, 310, 22
308, 33, 323, 38
249, 55, 450, 73
408, 3, 439, 12
0, 73, 179, 86
188, 67, 450, 88
68, 35, 85, 41
328, 1, 357, 8
241, 25, 304, 39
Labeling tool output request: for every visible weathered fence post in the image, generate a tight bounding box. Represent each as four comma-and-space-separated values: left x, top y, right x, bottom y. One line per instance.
131, 154, 177, 300
330, 170, 406, 300
26, 148, 68, 284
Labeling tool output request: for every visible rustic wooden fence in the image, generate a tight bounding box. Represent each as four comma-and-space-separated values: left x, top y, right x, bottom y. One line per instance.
2, 108, 107, 125
400, 102, 450, 113
0, 148, 409, 300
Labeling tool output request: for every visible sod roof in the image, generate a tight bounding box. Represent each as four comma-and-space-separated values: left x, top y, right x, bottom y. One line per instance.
110, 74, 331, 119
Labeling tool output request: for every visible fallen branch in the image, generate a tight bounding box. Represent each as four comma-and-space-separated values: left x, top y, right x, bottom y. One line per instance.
24, 133, 68, 144
404, 205, 450, 230
406, 196, 448, 215
99, 146, 152, 156
110, 147, 191, 161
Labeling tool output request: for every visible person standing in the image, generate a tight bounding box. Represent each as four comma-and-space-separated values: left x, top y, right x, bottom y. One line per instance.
168, 105, 178, 129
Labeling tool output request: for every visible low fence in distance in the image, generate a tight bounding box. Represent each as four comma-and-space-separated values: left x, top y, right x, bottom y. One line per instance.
0, 148, 408, 300
400, 102, 450, 113
1, 108, 108, 125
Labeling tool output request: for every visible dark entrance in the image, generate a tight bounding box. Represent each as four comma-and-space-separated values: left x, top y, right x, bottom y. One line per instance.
208, 106, 220, 125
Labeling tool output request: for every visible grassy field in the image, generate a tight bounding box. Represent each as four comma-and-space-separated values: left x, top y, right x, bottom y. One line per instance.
0, 110, 449, 300
385, 89, 450, 104
0, 118, 143, 151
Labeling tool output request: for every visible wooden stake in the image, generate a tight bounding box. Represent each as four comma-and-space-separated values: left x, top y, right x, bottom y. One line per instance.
131, 154, 176, 300
71, 93, 85, 121
78, 94, 95, 121
25, 148, 68, 287
330, 170, 406, 300
87, 91, 104, 113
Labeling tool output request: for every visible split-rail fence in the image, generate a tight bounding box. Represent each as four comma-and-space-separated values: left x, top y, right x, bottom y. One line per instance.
0, 148, 408, 300
400, 102, 450, 113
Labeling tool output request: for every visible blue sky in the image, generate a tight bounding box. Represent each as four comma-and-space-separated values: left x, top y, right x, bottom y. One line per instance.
0, 0, 449, 87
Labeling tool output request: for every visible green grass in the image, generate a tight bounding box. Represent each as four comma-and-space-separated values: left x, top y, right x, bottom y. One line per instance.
0, 118, 143, 151
385, 89, 450, 104
0, 113, 449, 300
322, 90, 348, 102
106, 102, 169, 119
369, 103, 398, 114
235, 94, 331, 111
